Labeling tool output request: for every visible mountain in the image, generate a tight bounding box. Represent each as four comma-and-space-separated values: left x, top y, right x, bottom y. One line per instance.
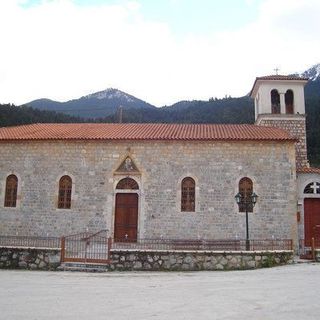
302, 63, 320, 99
27, 98, 63, 110
301, 63, 320, 81
289, 63, 320, 98
24, 88, 156, 118
300, 63, 320, 166
162, 100, 201, 111
5, 63, 320, 165
24, 64, 320, 119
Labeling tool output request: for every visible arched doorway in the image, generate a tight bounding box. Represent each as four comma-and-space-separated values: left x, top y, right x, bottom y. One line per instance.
304, 198, 320, 246
303, 182, 320, 246
114, 178, 139, 242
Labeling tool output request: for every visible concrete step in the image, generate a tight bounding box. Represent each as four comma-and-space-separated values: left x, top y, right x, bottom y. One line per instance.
58, 262, 109, 272
293, 256, 314, 263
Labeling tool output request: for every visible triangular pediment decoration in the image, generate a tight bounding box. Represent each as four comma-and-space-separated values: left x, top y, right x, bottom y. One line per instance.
114, 156, 140, 175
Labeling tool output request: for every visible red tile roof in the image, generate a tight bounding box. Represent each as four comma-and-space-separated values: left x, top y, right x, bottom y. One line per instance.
255, 75, 309, 81
250, 75, 308, 97
0, 123, 295, 142
297, 167, 320, 174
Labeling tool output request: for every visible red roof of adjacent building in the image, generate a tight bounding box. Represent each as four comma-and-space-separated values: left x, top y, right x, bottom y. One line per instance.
297, 167, 320, 174
0, 123, 295, 142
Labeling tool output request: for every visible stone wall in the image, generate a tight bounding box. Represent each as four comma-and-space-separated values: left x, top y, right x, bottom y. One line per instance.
0, 247, 61, 270
0, 140, 297, 243
0, 246, 294, 271
257, 116, 308, 169
110, 250, 294, 271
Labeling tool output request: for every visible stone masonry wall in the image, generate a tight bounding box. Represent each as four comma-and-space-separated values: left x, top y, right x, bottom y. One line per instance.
0, 140, 297, 244
0, 247, 61, 270
258, 117, 308, 169
110, 250, 294, 271
0, 247, 294, 271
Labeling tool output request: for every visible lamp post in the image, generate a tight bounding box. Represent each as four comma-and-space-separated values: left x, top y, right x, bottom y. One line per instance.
235, 191, 258, 251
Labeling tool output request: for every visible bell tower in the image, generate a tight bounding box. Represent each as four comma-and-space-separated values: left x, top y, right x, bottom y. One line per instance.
250, 75, 309, 169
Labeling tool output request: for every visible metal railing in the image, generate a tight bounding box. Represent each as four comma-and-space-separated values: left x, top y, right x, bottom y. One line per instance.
61, 230, 111, 264
112, 238, 293, 251
0, 235, 60, 249
249, 239, 293, 251
0, 235, 293, 259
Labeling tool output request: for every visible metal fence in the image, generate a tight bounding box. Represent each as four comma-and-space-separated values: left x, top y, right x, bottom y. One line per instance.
61, 230, 111, 264
112, 238, 293, 251
0, 235, 293, 258
0, 235, 60, 249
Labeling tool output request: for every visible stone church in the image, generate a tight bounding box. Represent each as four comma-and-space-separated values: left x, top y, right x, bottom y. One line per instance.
0, 75, 319, 250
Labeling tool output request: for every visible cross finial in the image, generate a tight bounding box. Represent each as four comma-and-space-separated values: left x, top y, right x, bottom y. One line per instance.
274, 67, 280, 75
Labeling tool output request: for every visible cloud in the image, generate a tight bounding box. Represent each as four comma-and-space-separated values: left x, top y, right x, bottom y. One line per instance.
0, 0, 174, 105
0, 0, 319, 107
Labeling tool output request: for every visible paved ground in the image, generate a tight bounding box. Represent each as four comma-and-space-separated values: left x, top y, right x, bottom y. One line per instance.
0, 263, 319, 320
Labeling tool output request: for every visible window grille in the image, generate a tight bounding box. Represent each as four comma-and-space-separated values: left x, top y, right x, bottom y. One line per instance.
116, 178, 139, 190
304, 182, 320, 194
238, 177, 253, 212
4, 175, 18, 207
58, 176, 72, 209
181, 177, 195, 212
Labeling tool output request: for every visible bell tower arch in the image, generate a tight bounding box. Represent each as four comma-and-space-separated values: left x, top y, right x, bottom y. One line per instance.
250, 75, 309, 169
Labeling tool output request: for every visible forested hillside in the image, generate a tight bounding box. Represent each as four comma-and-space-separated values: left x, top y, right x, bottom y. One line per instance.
101, 97, 320, 166
305, 98, 320, 166
100, 96, 254, 124
0, 96, 319, 166
0, 104, 85, 126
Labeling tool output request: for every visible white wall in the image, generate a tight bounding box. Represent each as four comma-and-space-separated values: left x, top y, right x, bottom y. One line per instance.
254, 81, 306, 120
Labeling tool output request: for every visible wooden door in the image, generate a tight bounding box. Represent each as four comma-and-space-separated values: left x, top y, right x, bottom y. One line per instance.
114, 193, 138, 242
304, 198, 320, 246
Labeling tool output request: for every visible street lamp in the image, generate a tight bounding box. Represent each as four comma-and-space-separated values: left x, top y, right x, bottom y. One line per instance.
235, 191, 258, 250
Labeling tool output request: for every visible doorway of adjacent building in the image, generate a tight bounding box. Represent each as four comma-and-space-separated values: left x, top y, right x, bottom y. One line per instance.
304, 198, 320, 246
114, 193, 138, 242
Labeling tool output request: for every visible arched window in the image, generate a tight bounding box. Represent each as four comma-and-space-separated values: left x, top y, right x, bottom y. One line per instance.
271, 89, 280, 114
285, 89, 294, 114
181, 177, 195, 212
4, 174, 18, 207
238, 177, 253, 213
58, 175, 72, 209
304, 182, 320, 194
116, 178, 139, 190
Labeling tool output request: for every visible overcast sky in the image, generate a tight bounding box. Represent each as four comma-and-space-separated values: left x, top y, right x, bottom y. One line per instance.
0, 0, 319, 107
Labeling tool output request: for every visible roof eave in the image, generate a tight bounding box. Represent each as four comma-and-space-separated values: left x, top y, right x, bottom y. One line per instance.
250, 77, 309, 98
0, 137, 297, 143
